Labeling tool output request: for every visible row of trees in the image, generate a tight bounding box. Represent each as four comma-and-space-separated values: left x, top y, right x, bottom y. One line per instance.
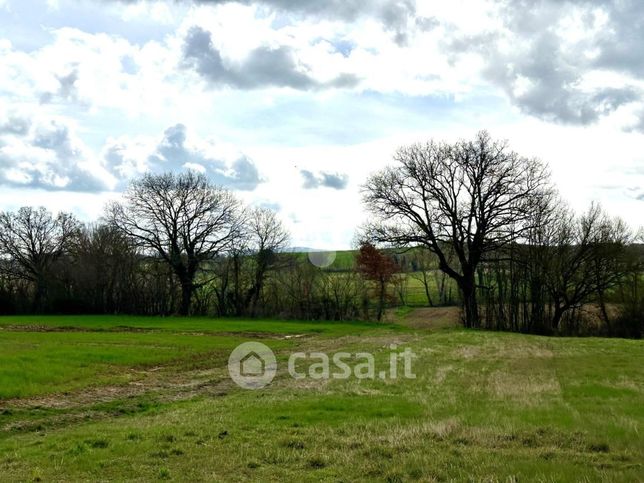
0, 172, 373, 320
0, 132, 641, 337
476, 202, 640, 336
0, 173, 285, 316
363, 131, 643, 336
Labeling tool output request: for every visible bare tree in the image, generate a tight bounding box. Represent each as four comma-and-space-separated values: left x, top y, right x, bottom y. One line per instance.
245, 207, 290, 316
107, 171, 242, 315
544, 203, 633, 330
363, 131, 551, 327
0, 207, 79, 310
73, 223, 139, 313
211, 235, 247, 316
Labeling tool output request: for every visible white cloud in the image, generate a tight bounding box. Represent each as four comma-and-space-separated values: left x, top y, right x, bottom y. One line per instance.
0, 0, 642, 247
120, 1, 176, 24
102, 123, 265, 191
0, 103, 116, 192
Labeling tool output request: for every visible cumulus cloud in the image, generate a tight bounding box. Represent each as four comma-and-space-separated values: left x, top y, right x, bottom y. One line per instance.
40, 68, 80, 104
257, 0, 421, 45
444, 0, 644, 126
0, 26, 178, 117
182, 26, 358, 90
3, 0, 642, 130
0, 115, 263, 193
104, 123, 264, 190
565, 0, 644, 77
626, 108, 644, 133
0, 117, 114, 192
113, 0, 417, 41
1, 0, 643, 221
300, 169, 349, 190
0, 113, 31, 136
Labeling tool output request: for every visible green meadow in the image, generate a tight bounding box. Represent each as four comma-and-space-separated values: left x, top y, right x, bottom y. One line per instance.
0, 312, 642, 481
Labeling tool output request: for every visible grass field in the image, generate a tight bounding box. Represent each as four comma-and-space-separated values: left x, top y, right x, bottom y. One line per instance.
0, 312, 642, 481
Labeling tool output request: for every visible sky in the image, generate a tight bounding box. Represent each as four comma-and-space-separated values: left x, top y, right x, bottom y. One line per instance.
0, 0, 642, 249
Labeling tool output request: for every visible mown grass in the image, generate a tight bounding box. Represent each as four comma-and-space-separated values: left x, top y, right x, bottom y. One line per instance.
0, 331, 254, 399
0, 315, 397, 335
0, 314, 642, 481
0, 317, 399, 400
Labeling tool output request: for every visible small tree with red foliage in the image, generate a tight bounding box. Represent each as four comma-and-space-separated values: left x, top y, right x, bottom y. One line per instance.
356, 242, 398, 321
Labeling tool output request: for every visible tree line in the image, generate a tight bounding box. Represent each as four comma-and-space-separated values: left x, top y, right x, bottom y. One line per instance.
0, 132, 641, 337
0, 172, 368, 320
362, 131, 643, 337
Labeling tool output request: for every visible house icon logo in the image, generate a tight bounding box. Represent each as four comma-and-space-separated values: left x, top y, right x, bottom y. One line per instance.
240, 351, 265, 376
228, 342, 276, 389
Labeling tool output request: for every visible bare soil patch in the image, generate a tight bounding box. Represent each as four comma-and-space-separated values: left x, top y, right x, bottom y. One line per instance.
397, 307, 461, 329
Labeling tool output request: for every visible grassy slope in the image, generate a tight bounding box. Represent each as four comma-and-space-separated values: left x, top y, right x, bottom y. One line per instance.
0, 315, 394, 335
0, 317, 397, 399
0, 314, 641, 481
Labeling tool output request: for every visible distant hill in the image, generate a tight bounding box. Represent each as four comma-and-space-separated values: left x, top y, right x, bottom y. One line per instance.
282, 247, 322, 253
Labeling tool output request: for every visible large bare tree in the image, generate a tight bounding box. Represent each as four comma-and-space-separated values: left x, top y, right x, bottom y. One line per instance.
107, 171, 242, 315
0, 206, 79, 310
363, 131, 551, 327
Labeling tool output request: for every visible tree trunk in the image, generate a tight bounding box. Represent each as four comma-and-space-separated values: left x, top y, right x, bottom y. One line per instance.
377, 279, 386, 321
597, 288, 611, 335
33, 276, 47, 313
551, 304, 566, 331
422, 271, 434, 307
179, 280, 193, 316
248, 281, 262, 318
460, 276, 479, 328
232, 255, 243, 316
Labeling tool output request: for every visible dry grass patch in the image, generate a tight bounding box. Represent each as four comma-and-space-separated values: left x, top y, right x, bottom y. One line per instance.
487, 370, 561, 402
434, 364, 455, 384
452, 344, 483, 359
397, 307, 461, 329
